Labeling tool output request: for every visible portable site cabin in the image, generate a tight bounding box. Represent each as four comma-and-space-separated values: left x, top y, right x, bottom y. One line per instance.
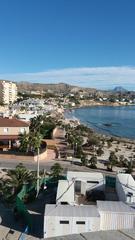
116, 174, 135, 203
56, 180, 75, 205
44, 204, 100, 238
67, 171, 104, 195
97, 201, 135, 231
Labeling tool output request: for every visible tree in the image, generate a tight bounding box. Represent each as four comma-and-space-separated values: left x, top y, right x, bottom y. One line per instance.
87, 135, 100, 147
19, 131, 29, 152
30, 115, 43, 134
97, 147, 104, 156
51, 163, 63, 179
81, 154, 88, 166
0, 164, 36, 201
107, 151, 118, 171
107, 140, 112, 148
89, 155, 97, 169
125, 161, 133, 174
30, 132, 43, 153
19, 131, 42, 153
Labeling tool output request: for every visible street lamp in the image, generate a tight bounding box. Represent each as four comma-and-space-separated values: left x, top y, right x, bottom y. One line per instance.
36, 147, 40, 197
36, 120, 43, 198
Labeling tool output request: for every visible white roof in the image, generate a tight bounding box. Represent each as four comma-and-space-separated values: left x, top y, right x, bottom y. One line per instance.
67, 171, 103, 181
97, 201, 135, 214
45, 204, 100, 217
56, 180, 75, 204
116, 174, 135, 190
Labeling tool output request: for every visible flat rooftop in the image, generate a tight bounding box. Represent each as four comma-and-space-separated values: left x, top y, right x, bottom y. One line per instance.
45, 204, 100, 217
97, 201, 135, 213
46, 229, 135, 240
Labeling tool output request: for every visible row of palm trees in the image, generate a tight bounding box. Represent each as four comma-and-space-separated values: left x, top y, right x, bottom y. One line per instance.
81, 151, 134, 173
19, 114, 57, 153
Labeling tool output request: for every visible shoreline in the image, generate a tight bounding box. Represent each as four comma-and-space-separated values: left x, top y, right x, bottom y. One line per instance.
63, 105, 135, 144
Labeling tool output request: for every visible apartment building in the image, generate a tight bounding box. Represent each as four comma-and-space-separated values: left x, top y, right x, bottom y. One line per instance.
0, 80, 17, 105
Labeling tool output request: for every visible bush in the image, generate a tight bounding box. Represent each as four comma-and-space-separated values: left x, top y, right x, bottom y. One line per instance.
97, 147, 104, 156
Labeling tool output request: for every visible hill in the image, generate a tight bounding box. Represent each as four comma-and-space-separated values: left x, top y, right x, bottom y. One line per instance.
113, 86, 127, 92
16, 82, 75, 93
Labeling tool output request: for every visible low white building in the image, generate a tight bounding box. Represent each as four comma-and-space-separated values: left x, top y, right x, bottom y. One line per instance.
44, 201, 135, 238
67, 171, 104, 195
44, 204, 100, 238
97, 200, 135, 231
116, 174, 135, 204
56, 180, 75, 205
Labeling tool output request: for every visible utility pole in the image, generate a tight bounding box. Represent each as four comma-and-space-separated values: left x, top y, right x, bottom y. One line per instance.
36, 147, 40, 197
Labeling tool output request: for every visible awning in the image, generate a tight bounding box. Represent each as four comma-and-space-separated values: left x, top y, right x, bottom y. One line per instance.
0, 135, 19, 140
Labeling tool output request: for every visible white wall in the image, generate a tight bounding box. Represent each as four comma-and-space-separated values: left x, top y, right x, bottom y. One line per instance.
67, 171, 104, 195
44, 215, 100, 238
99, 212, 135, 230
56, 180, 75, 205
116, 174, 135, 203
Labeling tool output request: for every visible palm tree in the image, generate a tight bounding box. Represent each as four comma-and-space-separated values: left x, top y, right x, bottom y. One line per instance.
0, 164, 36, 201
30, 132, 43, 153
7, 163, 35, 194
30, 115, 43, 134
89, 155, 97, 169
107, 151, 118, 171
125, 161, 133, 174
81, 154, 88, 166
51, 163, 63, 179
19, 131, 29, 152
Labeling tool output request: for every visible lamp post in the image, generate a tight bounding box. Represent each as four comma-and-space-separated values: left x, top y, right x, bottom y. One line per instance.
36, 147, 40, 197
36, 120, 43, 198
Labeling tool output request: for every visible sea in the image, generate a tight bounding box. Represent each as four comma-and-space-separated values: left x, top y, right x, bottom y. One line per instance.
64, 105, 135, 140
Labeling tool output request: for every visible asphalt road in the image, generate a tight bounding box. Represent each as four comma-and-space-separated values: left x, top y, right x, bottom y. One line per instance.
0, 158, 116, 176
0, 158, 85, 171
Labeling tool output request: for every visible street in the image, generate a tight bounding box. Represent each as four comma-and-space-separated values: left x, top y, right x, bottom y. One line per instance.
0, 158, 116, 176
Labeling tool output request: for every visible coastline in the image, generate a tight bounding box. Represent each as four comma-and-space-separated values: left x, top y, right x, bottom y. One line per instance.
74, 100, 135, 109
63, 104, 135, 144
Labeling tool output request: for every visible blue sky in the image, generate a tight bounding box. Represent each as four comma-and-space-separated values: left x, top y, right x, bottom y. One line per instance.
0, 0, 135, 89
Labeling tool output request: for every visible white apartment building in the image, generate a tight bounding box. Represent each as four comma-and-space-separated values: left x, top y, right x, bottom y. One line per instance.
0, 80, 17, 105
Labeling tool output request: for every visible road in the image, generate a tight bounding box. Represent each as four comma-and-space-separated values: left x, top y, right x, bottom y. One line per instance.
0, 158, 116, 176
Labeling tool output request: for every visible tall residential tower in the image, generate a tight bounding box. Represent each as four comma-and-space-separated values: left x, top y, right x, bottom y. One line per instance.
0, 80, 17, 105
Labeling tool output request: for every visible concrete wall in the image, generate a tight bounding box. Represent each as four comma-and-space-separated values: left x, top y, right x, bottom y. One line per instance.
0, 148, 47, 161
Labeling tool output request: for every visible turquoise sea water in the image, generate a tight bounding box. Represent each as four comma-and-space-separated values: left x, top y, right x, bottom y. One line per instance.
65, 105, 135, 139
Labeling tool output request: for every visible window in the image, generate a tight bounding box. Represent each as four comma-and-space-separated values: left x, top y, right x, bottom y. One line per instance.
76, 221, 85, 225
60, 220, 69, 224
20, 128, 25, 134
4, 128, 8, 133
87, 181, 99, 184
61, 202, 68, 205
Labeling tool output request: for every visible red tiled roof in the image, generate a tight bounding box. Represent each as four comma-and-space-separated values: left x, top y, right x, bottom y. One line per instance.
0, 118, 29, 127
